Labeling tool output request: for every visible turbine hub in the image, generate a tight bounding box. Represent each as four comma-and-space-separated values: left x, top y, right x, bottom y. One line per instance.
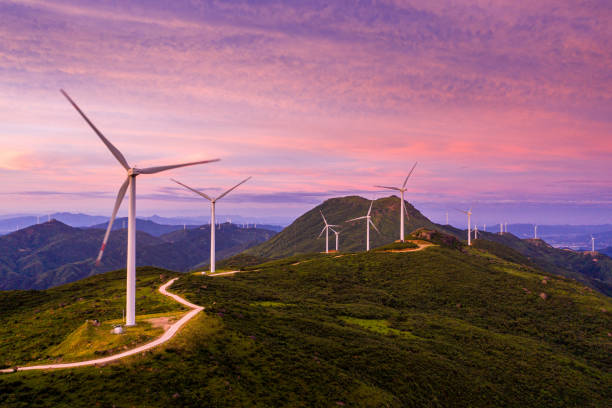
128, 168, 141, 176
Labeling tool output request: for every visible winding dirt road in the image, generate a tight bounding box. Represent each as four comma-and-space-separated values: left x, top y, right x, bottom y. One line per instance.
0, 278, 203, 374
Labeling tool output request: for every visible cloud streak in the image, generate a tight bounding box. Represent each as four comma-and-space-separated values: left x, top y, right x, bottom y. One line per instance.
0, 0, 610, 222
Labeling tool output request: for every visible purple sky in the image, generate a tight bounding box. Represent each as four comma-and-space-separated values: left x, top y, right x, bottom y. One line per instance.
0, 0, 611, 225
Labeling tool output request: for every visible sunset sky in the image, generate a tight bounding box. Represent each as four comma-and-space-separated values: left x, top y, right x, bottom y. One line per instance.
1, 0, 611, 225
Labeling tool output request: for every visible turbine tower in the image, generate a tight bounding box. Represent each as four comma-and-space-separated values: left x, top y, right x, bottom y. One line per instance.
330, 227, 340, 251
474, 224, 479, 240
61, 90, 219, 326
374, 162, 417, 242
457, 208, 472, 246
534, 224, 538, 239
171, 177, 251, 274
318, 210, 339, 253
591, 236, 595, 253
347, 200, 379, 251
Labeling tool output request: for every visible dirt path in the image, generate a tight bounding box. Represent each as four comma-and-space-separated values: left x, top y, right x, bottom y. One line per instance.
382, 241, 437, 253
0, 278, 203, 374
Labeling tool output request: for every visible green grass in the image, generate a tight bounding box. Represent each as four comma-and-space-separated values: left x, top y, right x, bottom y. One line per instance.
0, 267, 185, 368
374, 241, 420, 251
0, 246, 611, 407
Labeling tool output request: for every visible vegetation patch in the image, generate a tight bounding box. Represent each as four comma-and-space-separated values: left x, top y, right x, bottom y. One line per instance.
374, 241, 420, 251
250, 301, 295, 307
339, 316, 419, 339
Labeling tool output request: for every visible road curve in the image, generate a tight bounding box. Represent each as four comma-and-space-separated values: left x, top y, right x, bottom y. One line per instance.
0, 277, 203, 374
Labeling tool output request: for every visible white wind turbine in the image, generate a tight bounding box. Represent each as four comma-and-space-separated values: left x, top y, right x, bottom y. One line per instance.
347, 200, 380, 251
457, 208, 472, 246
318, 210, 339, 253
171, 177, 251, 274
534, 224, 538, 239
374, 162, 417, 242
61, 90, 219, 326
591, 236, 595, 252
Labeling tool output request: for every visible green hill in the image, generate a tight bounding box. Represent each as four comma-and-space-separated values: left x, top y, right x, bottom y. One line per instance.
472, 232, 612, 296
0, 221, 275, 290
1, 236, 610, 407
242, 195, 448, 258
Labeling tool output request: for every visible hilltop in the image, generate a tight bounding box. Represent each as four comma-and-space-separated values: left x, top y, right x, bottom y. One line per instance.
0, 220, 275, 290
242, 195, 449, 258
0, 235, 610, 407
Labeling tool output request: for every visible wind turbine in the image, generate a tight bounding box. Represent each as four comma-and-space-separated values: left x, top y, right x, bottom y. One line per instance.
457, 208, 472, 246
534, 225, 538, 239
347, 200, 379, 251
318, 210, 339, 253
474, 224, 479, 240
591, 236, 595, 253
374, 162, 417, 242
61, 90, 219, 326
171, 177, 251, 274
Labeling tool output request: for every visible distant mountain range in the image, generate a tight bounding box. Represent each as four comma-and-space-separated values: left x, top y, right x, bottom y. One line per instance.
0, 220, 276, 290
0, 213, 285, 235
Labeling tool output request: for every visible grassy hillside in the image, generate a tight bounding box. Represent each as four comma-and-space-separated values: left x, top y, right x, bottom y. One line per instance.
1, 239, 610, 407
243, 195, 448, 258
0, 267, 184, 368
473, 232, 612, 296
0, 221, 275, 290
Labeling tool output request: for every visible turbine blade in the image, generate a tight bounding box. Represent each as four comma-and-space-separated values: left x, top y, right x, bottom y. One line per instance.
217, 176, 252, 201
404, 202, 410, 220
454, 208, 468, 214
60, 90, 130, 170
367, 200, 374, 216
95, 177, 129, 265
139, 158, 220, 174
369, 219, 381, 234
320, 210, 328, 226
373, 185, 400, 191
318, 225, 327, 238
329, 227, 338, 234
402, 162, 418, 188
346, 216, 367, 222
171, 178, 213, 201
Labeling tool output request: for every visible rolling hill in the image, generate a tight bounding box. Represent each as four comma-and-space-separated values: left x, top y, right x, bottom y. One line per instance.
236, 195, 612, 296
0, 220, 276, 290
243, 195, 449, 258
0, 234, 610, 407
471, 232, 612, 296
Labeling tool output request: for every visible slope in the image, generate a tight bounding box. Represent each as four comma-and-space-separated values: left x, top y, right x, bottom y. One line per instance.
473, 232, 612, 296
0, 221, 276, 290
1, 237, 610, 407
243, 195, 446, 258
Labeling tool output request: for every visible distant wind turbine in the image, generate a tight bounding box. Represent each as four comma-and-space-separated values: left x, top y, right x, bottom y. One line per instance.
171, 177, 251, 274
347, 200, 379, 251
591, 236, 595, 253
318, 210, 339, 253
474, 224, 479, 240
457, 208, 472, 246
374, 162, 417, 242
61, 90, 219, 326
534, 225, 538, 239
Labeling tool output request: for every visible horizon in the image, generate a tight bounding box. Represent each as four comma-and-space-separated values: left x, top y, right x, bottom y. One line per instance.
1, 1, 611, 224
